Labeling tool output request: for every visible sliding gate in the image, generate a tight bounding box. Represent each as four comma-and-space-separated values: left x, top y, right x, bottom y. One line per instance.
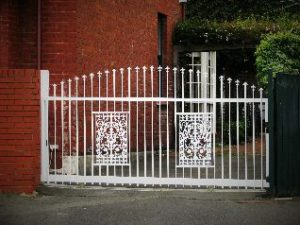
40, 66, 269, 189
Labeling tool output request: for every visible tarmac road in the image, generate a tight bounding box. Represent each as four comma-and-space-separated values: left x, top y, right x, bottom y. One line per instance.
0, 186, 299, 225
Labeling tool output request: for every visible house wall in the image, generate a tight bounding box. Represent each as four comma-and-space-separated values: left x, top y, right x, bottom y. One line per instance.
40, 0, 181, 82
0, 0, 38, 69
0, 0, 20, 69
1, 0, 181, 87
0, 69, 40, 193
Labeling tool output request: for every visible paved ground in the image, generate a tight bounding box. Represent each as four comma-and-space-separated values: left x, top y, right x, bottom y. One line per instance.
1, 186, 300, 225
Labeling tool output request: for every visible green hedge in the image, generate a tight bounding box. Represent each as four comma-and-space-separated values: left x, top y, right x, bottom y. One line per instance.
173, 17, 300, 46
255, 32, 300, 89
186, 0, 300, 21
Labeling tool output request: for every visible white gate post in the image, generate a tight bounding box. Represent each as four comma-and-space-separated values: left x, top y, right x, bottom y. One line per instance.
40, 70, 49, 182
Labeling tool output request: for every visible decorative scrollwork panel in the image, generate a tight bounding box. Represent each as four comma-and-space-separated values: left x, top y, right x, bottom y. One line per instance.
178, 113, 214, 167
94, 112, 129, 165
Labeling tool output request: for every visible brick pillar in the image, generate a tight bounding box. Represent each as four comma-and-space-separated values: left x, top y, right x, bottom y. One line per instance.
0, 69, 40, 193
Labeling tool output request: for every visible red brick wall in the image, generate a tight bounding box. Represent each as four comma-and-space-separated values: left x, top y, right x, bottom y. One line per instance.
0, 69, 40, 193
76, 0, 180, 74
40, 0, 181, 81
0, 0, 38, 69
41, 0, 77, 81
0, 0, 20, 69
1, 0, 181, 77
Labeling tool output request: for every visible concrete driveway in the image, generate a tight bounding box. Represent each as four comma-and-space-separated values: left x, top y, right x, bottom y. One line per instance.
0, 186, 299, 225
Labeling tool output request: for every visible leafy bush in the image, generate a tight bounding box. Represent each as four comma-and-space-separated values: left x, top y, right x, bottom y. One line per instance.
173, 17, 300, 46
186, 0, 300, 21
255, 32, 300, 89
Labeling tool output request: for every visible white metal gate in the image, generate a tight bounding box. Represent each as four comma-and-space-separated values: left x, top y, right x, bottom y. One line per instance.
40, 64, 269, 189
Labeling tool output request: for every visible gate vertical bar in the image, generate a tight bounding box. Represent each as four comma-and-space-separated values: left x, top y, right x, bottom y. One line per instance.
228, 78, 232, 186
166, 66, 170, 181
90, 73, 94, 179
150, 66, 154, 181
251, 85, 256, 187
105, 70, 109, 180
60, 81, 65, 177
97, 72, 102, 178
53, 84, 57, 183
142, 66, 147, 178
120, 68, 124, 182
180, 68, 185, 185
120, 68, 124, 111
127, 67, 132, 181
158, 66, 162, 181
189, 69, 193, 112
157, 66, 162, 178
75, 77, 79, 178
135, 67, 140, 181
98, 71, 101, 112
243, 82, 248, 187
235, 80, 240, 185
220, 76, 224, 187
188, 69, 193, 181
68, 79, 72, 182
82, 75, 87, 179
196, 69, 201, 184
112, 69, 116, 181
204, 72, 209, 182
173, 67, 178, 185
201, 52, 208, 112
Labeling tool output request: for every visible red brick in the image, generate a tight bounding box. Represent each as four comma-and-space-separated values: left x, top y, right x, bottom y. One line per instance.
0, 69, 40, 194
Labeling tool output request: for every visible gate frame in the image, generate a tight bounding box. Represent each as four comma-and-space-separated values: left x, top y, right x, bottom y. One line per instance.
40, 67, 270, 189
41, 70, 49, 182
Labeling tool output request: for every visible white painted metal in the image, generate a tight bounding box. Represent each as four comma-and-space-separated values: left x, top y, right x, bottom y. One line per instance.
40, 70, 49, 182
90, 73, 94, 180
47, 96, 268, 103
82, 75, 87, 178
251, 85, 256, 188
60, 81, 64, 175
243, 82, 248, 188
127, 67, 132, 181
150, 66, 154, 180
42, 66, 269, 190
166, 66, 170, 181
94, 112, 129, 165
235, 80, 240, 185
228, 78, 232, 187
143, 66, 147, 178
68, 78, 72, 180
173, 67, 178, 185
47, 174, 269, 188
75, 77, 79, 178
220, 76, 224, 188
177, 113, 213, 167
259, 88, 264, 188
158, 66, 162, 180
135, 66, 139, 181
